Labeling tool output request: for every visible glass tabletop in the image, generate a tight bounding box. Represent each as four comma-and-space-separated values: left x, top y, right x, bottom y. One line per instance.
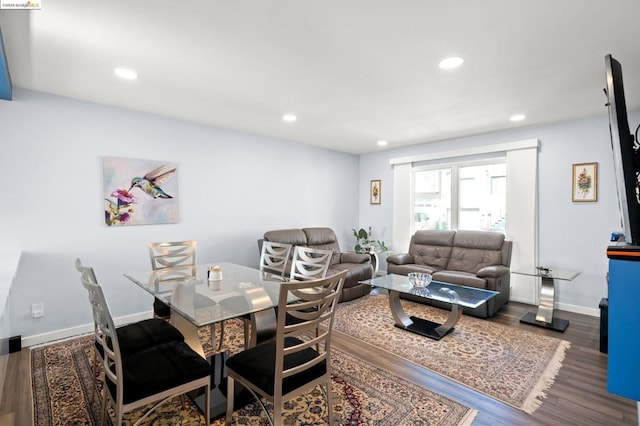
361, 274, 498, 309
125, 262, 293, 327
511, 267, 580, 281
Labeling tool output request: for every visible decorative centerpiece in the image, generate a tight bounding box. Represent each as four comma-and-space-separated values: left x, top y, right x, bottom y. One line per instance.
408, 272, 432, 288
208, 265, 222, 281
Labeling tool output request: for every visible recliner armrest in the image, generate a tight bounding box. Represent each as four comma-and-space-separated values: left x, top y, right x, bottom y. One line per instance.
340, 252, 370, 264
387, 253, 414, 265
476, 265, 510, 278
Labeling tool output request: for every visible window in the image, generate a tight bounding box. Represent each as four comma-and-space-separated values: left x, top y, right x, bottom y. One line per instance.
413, 161, 506, 232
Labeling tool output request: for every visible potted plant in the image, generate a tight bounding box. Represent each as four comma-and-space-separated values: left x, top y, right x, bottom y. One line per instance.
352, 228, 388, 253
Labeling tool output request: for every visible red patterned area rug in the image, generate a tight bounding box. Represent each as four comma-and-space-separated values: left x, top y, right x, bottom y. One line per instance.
31, 319, 477, 425
334, 294, 571, 414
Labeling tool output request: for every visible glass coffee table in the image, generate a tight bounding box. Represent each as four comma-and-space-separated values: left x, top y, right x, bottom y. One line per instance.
361, 274, 498, 340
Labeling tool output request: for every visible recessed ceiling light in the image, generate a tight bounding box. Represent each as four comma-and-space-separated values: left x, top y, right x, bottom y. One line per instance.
439, 56, 464, 70
283, 114, 297, 123
510, 114, 526, 122
114, 67, 138, 80
377, 140, 388, 147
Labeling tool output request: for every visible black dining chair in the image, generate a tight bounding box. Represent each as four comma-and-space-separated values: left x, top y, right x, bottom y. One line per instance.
148, 240, 226, 351
237, 241, 294, 349
77, 259, 211, 425
224, 270, 346, 426
75, 259, 186, 401
147, 240, 197, 318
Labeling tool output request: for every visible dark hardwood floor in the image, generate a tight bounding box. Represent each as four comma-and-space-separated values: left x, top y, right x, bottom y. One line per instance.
1, 300, 637, 425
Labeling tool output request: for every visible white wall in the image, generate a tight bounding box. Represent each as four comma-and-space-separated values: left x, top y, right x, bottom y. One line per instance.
0, 89, 360, 340
359, 110, 640, 316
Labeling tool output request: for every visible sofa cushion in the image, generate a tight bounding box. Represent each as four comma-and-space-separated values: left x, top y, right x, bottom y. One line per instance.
264, 229, 307, 246
340, 252, 370, 264
302, 227, 341, 265
409, 230, 455, 269
328, 263, 371, 289
387, 264, 436, 276
446, 230, 505, 274
432, 270, 487, 289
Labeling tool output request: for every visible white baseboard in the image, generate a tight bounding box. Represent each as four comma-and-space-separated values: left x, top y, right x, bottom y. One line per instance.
509, 298, 600, 318
509, 296, 536, 305
556, 302, 600, 318
22, 311, 154, 348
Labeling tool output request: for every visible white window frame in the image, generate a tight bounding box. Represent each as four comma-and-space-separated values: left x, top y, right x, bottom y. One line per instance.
412, 158, 506, 233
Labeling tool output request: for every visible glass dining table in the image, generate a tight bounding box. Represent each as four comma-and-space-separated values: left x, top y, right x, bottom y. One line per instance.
124, 261, 292, 420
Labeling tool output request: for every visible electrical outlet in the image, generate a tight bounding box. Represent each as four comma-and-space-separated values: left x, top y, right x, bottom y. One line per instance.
31, 303, 44, 318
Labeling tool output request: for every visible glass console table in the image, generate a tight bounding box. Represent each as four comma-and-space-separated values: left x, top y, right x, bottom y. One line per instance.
361, 274, 498, 340
512, 267, 580, 332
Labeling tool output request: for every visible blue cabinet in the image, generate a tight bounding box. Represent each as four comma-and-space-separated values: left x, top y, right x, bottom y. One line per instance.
607, 249, 640, 400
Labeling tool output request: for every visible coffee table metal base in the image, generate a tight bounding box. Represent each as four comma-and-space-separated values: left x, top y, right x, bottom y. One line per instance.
394, 316, 456, 340
389, 290, 463, 340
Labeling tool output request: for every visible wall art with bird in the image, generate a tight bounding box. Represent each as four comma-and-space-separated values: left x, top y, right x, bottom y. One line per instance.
102, 157, 179, 226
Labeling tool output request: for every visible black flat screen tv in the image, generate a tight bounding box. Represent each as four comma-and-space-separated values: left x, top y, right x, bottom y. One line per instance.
605, 54, 640, 245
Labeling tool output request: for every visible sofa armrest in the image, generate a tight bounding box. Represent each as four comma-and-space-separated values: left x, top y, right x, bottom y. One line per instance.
387, 253, 414, 265
477, 265, 510, 279
340, 252, 370, 264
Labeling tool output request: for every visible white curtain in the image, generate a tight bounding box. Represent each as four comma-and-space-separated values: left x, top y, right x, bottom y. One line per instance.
505, 146, 539, 304
392, 163, 412, 254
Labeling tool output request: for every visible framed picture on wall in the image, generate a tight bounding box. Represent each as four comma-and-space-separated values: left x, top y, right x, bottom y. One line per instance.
102, 157, 179, 226
370, 180, 381, 204
572, 162, 598, 202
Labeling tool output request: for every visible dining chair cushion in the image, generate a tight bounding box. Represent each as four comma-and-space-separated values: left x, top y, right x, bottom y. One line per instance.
153, 298, 171, 318
225, 336, 326, 396
97, 318, 184, 359
106, 340, 211, 405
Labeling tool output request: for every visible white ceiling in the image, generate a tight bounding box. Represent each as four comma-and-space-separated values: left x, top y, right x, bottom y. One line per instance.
1, 1, 640, 154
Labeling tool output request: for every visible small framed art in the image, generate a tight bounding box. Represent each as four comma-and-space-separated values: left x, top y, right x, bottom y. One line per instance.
370, 180, 381, 204
572, 162, 597, 202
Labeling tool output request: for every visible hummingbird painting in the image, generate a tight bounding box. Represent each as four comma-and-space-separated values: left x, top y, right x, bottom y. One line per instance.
129, 163, 176, 199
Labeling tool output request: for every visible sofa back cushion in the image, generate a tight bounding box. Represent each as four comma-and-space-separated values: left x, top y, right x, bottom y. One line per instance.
447, 230, 505, 273
408, 230, 455, 270
302, 227, 341, 264
263, 229, 307, 247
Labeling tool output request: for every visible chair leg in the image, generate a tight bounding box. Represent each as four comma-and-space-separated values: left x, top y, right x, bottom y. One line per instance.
91, 348, 98, 401
225, 376, 235, 426
100, 387, 107, 426
204, 382, 211, 426
325, 381, 334, 426
243, 318, 251, 349
273, 394, 282, 426
217, 321, 225, 352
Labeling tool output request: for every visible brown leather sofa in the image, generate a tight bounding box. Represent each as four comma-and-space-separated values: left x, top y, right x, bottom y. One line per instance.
387, 230, 512, 318
260, 227, 373, 302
